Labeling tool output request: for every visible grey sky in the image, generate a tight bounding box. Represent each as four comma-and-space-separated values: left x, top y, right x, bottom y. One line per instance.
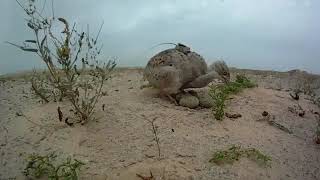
0, 0, 319, 74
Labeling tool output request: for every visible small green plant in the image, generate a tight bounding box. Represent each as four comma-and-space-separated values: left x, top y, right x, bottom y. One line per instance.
209, 74, 256, 120
234, 74, 256, 88
209, 145, 271, 167
210, 86, 227, 120
23, 153, 84, 180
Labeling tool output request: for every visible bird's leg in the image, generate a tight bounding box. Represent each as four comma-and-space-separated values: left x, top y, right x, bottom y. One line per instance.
167, 94, 179, 105
159, 91, 178, 105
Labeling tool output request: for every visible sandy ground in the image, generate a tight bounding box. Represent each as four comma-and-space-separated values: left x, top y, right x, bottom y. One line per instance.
0, 68, 320, 180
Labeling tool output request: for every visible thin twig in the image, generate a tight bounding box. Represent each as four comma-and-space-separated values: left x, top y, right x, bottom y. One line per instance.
94, 21, 104, 45
21, 113, 46, 129
31, 78, 50, 103
136, 170, 154, 180
146, 117, 161, 159
15, 0, 46, 20
15, 0, 26, 12
51, 0, 55, 18
40, 0, 47, 15
2, 125, 9, 145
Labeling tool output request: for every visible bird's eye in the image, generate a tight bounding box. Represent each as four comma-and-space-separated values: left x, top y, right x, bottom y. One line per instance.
169, 64, 173, 66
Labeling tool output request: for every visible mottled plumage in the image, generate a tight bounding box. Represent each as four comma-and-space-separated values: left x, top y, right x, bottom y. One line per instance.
144, 44, 230, 103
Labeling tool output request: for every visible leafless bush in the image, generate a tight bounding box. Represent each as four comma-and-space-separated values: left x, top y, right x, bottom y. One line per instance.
7, 0, 116, 124
292, 71, 317, 96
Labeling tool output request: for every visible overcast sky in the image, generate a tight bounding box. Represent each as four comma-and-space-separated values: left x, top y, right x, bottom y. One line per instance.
0, 0, 319, 74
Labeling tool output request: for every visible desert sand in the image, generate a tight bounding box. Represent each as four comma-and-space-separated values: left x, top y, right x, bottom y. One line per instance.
0, 68, 320, 180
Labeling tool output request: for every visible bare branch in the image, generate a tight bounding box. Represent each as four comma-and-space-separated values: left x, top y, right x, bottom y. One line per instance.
94, 21, 104, 45
51, 0, 55, 18
40, 0, 48, 15
146, 117, 161, 159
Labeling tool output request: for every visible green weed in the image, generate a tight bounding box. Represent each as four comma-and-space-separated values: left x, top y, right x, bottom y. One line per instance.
209, 145, 271, 167
209, 74, 256, 120
23, 153, 84, 180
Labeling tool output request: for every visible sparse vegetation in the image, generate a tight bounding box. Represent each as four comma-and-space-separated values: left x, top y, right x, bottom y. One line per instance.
23, 152, 84, 180
209, 74, 256, 120
143, 115, 162, 159
8, 0, 116, 124
209, 145, 271, 167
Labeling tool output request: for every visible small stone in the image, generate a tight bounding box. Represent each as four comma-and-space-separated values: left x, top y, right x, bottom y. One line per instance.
145, 154, 155, 158
225, 112, 242, 119
179, 94, 199, 109
15, 112, 23, 116
262, 111, 269, 117
194, 168, 201, 171
178, 161, 186, 165
197, 91, 214, 108
147, 144, 153, 147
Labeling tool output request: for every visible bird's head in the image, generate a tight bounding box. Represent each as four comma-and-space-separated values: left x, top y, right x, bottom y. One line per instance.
175, 43, 191, 54
210, 60, 230, 83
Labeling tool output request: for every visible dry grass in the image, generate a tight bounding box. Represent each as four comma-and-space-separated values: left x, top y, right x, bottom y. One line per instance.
8, 0, 116, 124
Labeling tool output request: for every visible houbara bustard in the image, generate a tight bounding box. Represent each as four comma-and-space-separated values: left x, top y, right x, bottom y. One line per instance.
144, 43, 230, 104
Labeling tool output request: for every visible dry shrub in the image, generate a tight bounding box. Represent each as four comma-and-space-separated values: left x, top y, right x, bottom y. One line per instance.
8, 0, 116, 124
291, 70, 318, 96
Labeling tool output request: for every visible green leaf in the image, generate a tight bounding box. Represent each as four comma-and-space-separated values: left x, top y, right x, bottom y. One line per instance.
27, 22, 35, 29
25, 40, 37, 43
21, 48, 38, 53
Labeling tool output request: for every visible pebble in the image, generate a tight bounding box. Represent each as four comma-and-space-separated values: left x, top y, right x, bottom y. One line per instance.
179, 94, 199, 109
